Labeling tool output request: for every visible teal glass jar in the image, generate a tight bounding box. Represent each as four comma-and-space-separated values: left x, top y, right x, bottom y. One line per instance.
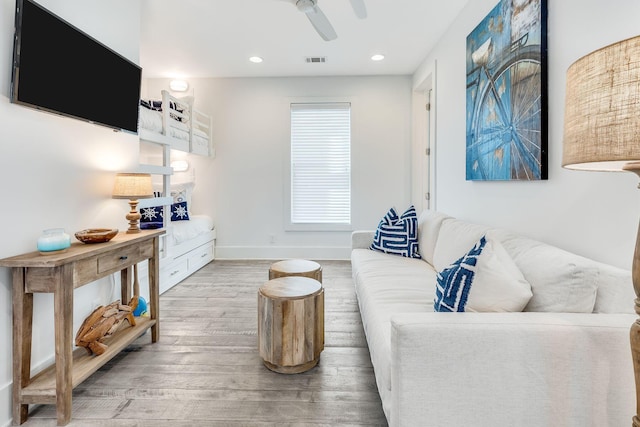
37, 228, 71, 253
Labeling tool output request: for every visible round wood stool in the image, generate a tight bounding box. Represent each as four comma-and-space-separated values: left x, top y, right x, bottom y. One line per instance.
268, 259, 323, 283
258, 276, 324, 374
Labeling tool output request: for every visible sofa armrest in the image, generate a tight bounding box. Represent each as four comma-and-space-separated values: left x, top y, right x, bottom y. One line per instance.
390, 312, 635, 427
352, 230, 375, 250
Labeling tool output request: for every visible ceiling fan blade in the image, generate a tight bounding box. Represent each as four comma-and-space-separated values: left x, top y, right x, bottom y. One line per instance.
305, 5, 337, 41
349, 0, 367, 19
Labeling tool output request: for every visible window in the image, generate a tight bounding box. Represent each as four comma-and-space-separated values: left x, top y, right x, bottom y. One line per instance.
288, 102, 351, 230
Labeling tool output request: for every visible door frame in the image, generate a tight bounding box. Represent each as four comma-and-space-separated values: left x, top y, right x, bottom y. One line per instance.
411, 63, 437, 213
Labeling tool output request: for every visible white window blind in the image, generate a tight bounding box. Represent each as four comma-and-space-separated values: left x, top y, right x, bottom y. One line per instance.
290, 102, 351, 226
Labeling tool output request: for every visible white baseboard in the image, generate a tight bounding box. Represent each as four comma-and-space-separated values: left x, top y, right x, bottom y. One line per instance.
215, 245, 350, 260
0, 381, 11, 427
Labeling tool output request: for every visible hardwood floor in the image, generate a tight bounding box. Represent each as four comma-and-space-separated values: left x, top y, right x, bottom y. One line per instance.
24, 260, 388, 426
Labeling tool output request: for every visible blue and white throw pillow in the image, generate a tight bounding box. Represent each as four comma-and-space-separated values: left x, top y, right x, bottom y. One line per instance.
171, 201, 190, 221
171, 183, 194, 209
140, 206, 163, 229
370, 205, 421, 258
434, 235, 533, 312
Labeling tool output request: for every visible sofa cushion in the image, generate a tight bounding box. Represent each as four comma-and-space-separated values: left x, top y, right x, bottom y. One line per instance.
591, 261, 635, 314
417, 210, 451, 265
489, 230, 599, 313
434, 235, 532, 312
432, 218, 491, 271
370, 206, 420, 258
351, 248, 434, 408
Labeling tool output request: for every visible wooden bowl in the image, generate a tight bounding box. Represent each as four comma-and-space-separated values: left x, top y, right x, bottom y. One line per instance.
75, 228, 118, 244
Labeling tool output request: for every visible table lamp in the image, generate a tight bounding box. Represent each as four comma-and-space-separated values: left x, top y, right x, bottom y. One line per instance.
562, 35, 640, 425
112, 173, 153, 233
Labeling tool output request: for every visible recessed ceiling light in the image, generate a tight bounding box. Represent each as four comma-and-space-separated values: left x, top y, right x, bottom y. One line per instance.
371, 54, 385, 61
249, 56, 263, 63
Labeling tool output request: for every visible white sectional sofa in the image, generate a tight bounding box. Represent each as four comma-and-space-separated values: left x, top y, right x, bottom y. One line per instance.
351, 209, 636, 427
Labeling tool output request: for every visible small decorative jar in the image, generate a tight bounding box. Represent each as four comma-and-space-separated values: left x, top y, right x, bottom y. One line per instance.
37, 228, 71, 253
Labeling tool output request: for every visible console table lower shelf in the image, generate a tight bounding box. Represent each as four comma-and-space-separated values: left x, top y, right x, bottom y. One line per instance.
23, 318, 155, 403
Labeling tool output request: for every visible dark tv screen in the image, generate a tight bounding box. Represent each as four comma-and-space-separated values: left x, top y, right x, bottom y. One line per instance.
11, 0, 141, 133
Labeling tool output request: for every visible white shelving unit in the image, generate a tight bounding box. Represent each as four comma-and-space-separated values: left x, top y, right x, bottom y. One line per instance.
137, 131, 215, 296
135, 89, 216, 294
137, 139, 173, 259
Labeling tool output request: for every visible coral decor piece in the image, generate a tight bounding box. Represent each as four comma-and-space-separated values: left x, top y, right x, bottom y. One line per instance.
75, 297, 139, 356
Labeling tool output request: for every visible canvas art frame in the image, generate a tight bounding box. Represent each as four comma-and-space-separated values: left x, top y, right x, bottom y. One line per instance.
465, 0, 548, 181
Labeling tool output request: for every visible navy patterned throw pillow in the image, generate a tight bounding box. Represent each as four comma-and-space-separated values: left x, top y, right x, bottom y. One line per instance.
370, 205, 420, 258
434, 235, 533, 313
140, 206, 164, 229
171, 201, 190, 221
434, 236, 486, 312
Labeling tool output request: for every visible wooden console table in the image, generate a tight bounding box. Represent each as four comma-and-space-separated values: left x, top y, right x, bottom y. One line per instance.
0, 229, 164, 426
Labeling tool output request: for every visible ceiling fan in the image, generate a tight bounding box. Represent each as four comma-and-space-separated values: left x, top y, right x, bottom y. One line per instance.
289, 0, 367, 42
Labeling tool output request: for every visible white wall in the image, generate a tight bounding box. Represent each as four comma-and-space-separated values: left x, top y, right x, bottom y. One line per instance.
145, 76, 413, 260
413, 0, 640, 270
0, 1, 140, 425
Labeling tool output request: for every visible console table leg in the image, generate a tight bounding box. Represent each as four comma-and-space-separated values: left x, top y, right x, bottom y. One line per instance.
12, 267, 32, 425
120, 266, 132, 305
149, 237, 160, 343
54, 265, 74, 426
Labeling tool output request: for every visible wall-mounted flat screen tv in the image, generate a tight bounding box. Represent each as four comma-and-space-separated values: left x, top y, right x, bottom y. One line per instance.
11, 0, 142, 134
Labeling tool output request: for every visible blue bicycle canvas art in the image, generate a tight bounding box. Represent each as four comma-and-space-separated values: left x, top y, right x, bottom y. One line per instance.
466, 0, 547, 181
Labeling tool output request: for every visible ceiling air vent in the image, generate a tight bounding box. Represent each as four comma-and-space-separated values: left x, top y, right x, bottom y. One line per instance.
305, 56, 327, 63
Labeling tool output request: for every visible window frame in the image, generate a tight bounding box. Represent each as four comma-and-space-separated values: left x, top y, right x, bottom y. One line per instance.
285, 98, 353, 232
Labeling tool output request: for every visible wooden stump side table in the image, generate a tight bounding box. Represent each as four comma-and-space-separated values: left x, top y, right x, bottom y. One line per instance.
258, 276, 324, 374
268, 259, 323, 283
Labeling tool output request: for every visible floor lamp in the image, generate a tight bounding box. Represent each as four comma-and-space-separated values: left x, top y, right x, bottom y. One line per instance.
562, 35, 640, 425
